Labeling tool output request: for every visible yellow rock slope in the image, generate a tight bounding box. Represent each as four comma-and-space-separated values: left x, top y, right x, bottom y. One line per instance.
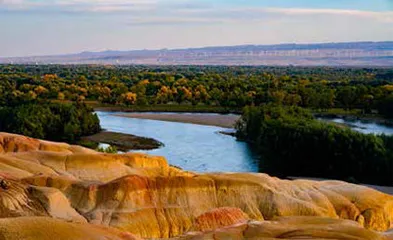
0, 132, 393, 239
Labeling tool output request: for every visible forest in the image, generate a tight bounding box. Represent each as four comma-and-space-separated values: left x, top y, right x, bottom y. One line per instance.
1, 64, 393, 184
0, 65, 393, 117
0, 103, 101, 142
236, 104, 393, 185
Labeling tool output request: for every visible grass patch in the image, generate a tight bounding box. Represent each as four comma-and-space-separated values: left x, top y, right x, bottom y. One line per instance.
81, 131, 163, 152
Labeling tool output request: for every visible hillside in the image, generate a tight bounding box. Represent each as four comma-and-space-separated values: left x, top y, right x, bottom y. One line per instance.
1, 132, 393, 239
2, 41, 393, 66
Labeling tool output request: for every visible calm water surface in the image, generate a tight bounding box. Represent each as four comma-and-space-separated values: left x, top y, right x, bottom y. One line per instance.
97, 111, 393, 173
321, 118, 393, 135
97, 111, 259, 173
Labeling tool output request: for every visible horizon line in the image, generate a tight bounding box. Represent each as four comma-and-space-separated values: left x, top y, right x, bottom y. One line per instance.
3, 40, 393, 59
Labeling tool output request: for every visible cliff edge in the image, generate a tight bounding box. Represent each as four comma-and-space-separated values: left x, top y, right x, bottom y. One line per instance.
0, 132, 393, 239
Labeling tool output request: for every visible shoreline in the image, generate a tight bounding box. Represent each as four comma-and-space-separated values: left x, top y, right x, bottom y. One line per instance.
113, 112, 241, 129
94, 105, 241, 114
314, 112, 393, 127
94, 105, 393, 127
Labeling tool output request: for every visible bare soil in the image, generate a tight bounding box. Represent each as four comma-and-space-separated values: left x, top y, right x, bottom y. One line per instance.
115, 113, 240, 129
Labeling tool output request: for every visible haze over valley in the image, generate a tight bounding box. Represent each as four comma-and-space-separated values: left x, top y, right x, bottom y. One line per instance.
2, 41, 393, 66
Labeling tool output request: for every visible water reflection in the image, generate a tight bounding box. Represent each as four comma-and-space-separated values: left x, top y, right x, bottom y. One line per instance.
320, 118, 393, 135
96, 111, 259, 173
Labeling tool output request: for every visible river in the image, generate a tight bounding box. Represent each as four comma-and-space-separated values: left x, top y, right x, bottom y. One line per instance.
319, 117, 393, 135
97, 111, 259, 173
97, 111, 393, 173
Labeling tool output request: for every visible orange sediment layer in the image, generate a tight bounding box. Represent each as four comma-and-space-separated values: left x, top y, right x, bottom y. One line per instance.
0, 132, 393, 239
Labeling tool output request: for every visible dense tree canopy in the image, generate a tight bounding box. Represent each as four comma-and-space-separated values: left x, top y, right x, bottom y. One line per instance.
0, 65, 392, 117
0, 103, 100, 142
236, 104, 393, 185
1, 64, 393, 183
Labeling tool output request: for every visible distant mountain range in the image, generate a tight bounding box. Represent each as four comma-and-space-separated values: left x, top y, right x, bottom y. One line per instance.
2, 41, 393, 66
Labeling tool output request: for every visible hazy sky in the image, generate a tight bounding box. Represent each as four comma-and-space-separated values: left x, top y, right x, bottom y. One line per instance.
1, 0, 393, 57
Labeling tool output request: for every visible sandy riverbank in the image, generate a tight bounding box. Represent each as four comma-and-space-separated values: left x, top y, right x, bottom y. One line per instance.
114, 113, 241, 128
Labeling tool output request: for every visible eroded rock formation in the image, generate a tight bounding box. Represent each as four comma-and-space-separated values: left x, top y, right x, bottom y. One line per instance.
0, 132, 393, 239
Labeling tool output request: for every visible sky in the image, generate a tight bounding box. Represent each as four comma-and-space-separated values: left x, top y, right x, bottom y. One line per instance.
1, 0, 393, 57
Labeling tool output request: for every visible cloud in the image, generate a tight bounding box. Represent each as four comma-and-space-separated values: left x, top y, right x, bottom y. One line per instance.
1, 0, 392, 23
126, 16, 224, 26
121, 7, 393, 26
260, 8, 393, 23
1, 0, 393, 26
0, 0, 190, 12
5, 0, 200, 13
1, 1, 393, 57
